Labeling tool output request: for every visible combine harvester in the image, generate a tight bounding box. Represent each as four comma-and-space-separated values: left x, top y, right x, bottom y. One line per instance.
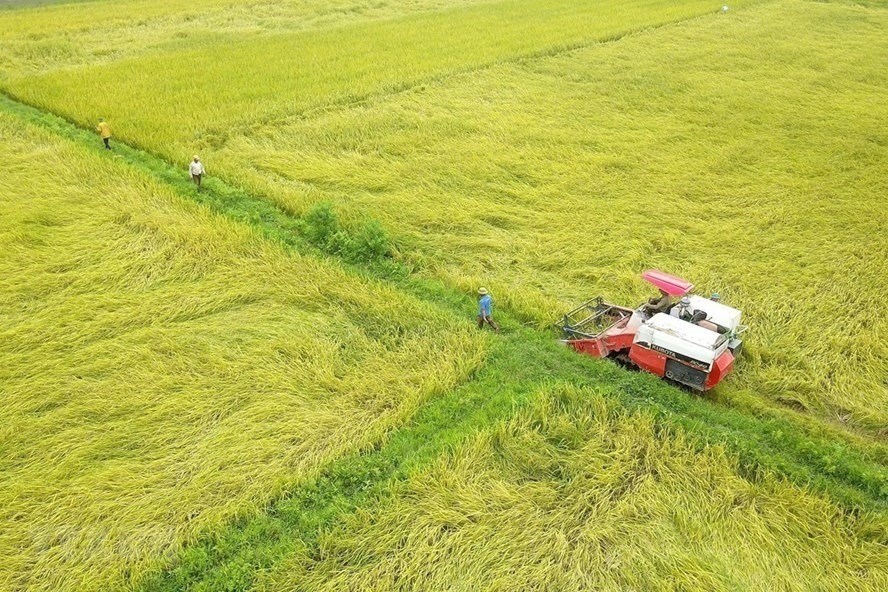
557, 270, 746, 391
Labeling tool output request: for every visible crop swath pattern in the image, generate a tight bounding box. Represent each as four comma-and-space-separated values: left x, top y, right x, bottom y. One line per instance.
1, 0, 762, 157
201, 0, 888, 431
0, 0, 885, 590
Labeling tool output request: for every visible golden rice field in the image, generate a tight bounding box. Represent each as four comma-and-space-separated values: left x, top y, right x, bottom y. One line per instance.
2, 0, 884, 432
216, 0, 888, 433
0, 111, 484, 591
260, 384, 888, 592
1, 0, 760, 154
0, 0, 886, 590
0, 0, 482, 76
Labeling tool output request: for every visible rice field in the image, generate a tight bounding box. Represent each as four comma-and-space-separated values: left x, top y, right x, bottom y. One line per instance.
0, 0, 484, 76
0, 111, 484, 591
0, 0, 886, 590
2, 0, 884, 432
1, 0, 760, 155
212, 0, 888, 432
258, 384, 888, 592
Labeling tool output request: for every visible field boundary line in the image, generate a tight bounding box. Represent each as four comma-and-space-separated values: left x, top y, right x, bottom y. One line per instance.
133, 313, 888, 591
134, 324, 888, 590
1, 88, 884, 495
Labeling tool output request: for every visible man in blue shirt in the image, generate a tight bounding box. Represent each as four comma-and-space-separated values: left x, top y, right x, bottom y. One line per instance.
477, 287, 499, 332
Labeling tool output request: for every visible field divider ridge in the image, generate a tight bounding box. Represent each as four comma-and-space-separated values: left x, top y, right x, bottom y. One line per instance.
1, 88, 883, 511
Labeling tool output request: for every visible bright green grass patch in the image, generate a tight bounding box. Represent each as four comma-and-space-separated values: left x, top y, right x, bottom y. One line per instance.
0, 112, 484, 592
194, 0, 887, 431
0, 0, 761, 156
0, 0, 483, 77
259, 384, 888, 592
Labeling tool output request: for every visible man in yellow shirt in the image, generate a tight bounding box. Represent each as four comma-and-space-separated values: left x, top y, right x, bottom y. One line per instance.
96, 118, 112, 150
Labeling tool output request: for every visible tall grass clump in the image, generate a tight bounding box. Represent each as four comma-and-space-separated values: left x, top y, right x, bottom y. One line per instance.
261, 383, 888, 592
302, 201, 391, 263
0, 112, 486, 592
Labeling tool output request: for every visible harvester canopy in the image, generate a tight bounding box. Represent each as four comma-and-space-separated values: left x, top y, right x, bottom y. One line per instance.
641, 269, 694, 296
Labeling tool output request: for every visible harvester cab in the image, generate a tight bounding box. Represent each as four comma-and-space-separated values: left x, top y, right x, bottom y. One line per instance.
557, 270, 746, 391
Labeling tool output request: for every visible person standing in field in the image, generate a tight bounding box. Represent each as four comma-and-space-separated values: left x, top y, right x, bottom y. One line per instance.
96, 118, 112, 150
477, 287, 499, 332
189, 155, 205, 190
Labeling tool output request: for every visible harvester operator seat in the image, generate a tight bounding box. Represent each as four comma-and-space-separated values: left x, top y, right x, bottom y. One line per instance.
673, 297, 714, 328
642, 290, 672, 316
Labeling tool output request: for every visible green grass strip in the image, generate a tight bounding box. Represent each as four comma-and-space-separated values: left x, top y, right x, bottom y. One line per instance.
1, 91, 885, 591
136, 328, 558, 591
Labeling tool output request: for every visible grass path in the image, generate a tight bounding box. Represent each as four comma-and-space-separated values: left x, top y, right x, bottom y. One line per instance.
11, 0, 884, 434
1, 87, 883, 494
1, 90, 885, 589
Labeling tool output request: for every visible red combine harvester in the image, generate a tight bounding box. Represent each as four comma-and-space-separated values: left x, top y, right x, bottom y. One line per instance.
557, 270, 746, 391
